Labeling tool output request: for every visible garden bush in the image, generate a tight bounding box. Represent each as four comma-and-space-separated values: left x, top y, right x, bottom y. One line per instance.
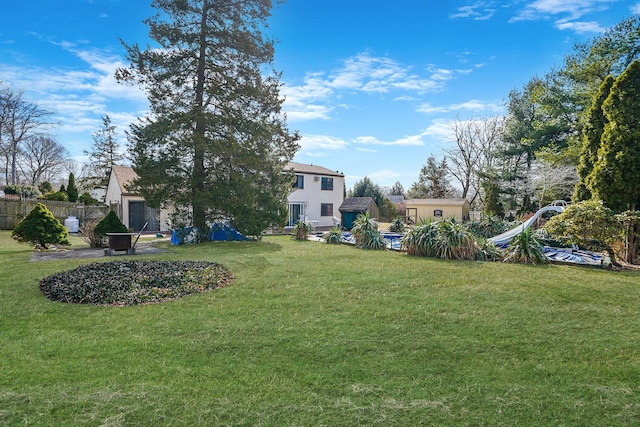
39, 260, 234, 306
12, 202, 69, 249
93, 211, 128, 246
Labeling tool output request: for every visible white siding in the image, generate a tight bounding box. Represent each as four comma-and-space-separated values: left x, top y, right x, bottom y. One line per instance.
288, 172, 344, 228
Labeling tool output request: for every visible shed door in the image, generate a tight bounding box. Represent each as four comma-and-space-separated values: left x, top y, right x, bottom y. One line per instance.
129, 202, 160, 232
129, 201, 146, 231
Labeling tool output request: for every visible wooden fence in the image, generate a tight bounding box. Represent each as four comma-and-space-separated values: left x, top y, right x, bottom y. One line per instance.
0, 199, 109, 230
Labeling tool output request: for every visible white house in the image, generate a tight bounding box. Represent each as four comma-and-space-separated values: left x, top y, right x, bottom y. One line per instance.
285, 162, 345, 229
104, 166, 172, 232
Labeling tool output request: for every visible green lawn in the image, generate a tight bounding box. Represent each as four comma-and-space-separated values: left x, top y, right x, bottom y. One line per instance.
1, 231, 639, 426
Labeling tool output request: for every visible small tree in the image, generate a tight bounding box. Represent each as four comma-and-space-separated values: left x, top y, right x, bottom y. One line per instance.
544, 199, 622, 266
67, 172, 78, 202
12, 202, 69, 248
93, 211, 128, 247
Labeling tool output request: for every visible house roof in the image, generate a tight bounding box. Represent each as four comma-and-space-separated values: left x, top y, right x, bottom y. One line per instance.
339, 197, 376, 213
285, 162, 344, 178
111, 165, 139, 195
405, 198, 469, 206
386, 195, 405, 204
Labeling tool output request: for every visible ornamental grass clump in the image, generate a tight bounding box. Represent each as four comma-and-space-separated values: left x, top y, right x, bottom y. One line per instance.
351, 212, 386, 250
39, 260, 234, 306
502, 228, 547, 265
323, 226, 343, 244
401, 218, 494, 261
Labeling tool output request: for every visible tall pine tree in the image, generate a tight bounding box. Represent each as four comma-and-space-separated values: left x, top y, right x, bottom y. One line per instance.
589, 60, 640, 212
573, 75, 614, 202
82, 115, 124, 189
116, 0, 299, 235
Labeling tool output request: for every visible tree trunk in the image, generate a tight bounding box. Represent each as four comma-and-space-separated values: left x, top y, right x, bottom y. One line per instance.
191, 2, 211, 232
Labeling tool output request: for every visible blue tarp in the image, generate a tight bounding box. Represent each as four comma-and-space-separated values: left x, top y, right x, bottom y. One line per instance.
171, 223, 247, 245
208, 223, 249, 241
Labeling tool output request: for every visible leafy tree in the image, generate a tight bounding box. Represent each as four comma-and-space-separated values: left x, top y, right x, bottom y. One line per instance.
38, 181, 54, 194
589, 60, 640, 213
12, 202, 69, 248
350, 176, 385, 208
66, 172, 78, 202
388, 181, 405, 196
573, 75, 614, 202
545, 200, 622, 266
406, 155, 455, 199
82, 115, 124, 189
117, 0, 299, 235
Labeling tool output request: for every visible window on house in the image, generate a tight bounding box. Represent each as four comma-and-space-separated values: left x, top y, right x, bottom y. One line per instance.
292, 175, 304, 189
321, 177, 333, 191
434, 209, 443, 217
321, 203, 333, 217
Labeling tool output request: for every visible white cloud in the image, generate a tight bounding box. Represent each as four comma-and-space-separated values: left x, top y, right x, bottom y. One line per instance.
282, 52, 471, 122
298, 134, 347, 152
353, 134, 425, 147
417, 99, 505, 115
511, 0, 616, 33
632, 3, 640, 14
450, 2, 497, 20
555, 19, 606, 33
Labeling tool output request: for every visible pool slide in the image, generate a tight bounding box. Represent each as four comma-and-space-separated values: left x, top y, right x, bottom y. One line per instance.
488, 202, 566, 247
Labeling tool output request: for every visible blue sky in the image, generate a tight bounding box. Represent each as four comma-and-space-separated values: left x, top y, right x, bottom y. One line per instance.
1, 1, 638, 191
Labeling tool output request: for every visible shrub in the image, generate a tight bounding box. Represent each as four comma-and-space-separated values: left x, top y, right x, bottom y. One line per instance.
4, 185, 40, 199
41, 191, 69, 202
323, 227, 343, 244
292, 221, 312, 241
12, 202, 69, 248
80, 220, 103, 248
94, 211, 128, 247
502, 228, 547, 265
388, 217, 406, 233
78, 192, 103, 206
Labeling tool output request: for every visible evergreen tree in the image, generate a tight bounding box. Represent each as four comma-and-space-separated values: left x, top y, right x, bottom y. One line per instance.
388, 181, 405, 197
351, 176, 385, 208
589, 60, 640, 212
116, 0, 299, 235
573, 75, 614, 202
12, 202, 69, 248
82, 115, 124, 189
406, 155, 455, 199
66, 172, 79, 202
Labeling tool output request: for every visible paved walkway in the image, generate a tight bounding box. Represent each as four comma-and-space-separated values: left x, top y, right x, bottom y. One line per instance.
30, 240, 163, 262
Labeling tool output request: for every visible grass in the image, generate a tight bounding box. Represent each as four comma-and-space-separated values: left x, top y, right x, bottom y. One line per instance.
1, 231, 639, 425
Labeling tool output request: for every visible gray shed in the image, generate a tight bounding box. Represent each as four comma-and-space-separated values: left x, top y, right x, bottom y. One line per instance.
338, 197, 379, 230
